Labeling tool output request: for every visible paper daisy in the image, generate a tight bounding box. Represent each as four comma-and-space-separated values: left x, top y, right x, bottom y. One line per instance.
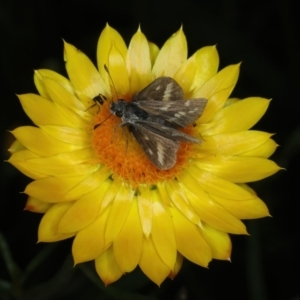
8, 24, 280, 285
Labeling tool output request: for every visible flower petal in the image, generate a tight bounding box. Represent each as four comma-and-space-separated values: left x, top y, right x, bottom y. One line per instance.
97, 24, 127, 84
34, 69, 75, 100
195, 155, 281, 183
151, 191, 176, 270
137, 185, 153, 238
64, 41, 110, 105
166, 181, 201, 225
211, 194, 270, 219
200, 131, 274, 156
58, 180, 112, 233
139, 238, 170, 286
171, 207, 212, 267
18, 94, 75, 127
182, 184, 248, 234
169, 252, 183, 279
190, 46, 219, 91
8, 150, 45, 179
72, 207, 110, 263
148, 41, 159, 66
38, 202, 75, 242
241, 138, 278, 158
42, 77, 91, 124
195, 64, 240, 123
153, 27, 187, 77
105, 183, 135, 245
113, 197, 143, 273
16, 148, 97, 177
11, 126, 84, 156
173, 54, 197, 95
107, 43, 130, 97
25, 197, 52, 213
39, 125, 90, 147
178, 167, 254, 201
200, 224, 232, 260
25, 166, 111, 202
126, 27, 153, 95
95, 246, 123, 286
203, 97, 270, 135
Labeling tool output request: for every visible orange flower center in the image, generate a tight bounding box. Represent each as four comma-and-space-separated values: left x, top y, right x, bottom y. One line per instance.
92, 99, 195, 187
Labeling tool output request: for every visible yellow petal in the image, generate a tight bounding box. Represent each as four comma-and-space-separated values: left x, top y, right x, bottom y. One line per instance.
39, 125, 90, 146
148, 41, 159, 66
34, 69, 75, 100
178, 167, 254, 200
64, 41, 110, 105
182, 184, 248, 234
171, 207, 212, 267
16, 149, 97, 177
190, 46, 219, 91
58, 180, 112, 233
200, 224, 232, 260
139, 238, 170, 286
105, 182, 135, 245
18, 94, 75, 127
72, 207, 110, 263
25, 196, 52, 213
107, 43, 130, 97
156, 181, 171, 206
7, 140, 26, 153
42, 77, 91, 124
151, 191, 176, 270
169, 252, 183, 279
195, 64, 240, 123
11, 126, 84, 156
38, 202, 75, 242
8, 150, 45, 179
241, 138, 278, 158
126, 27, 153, 95
95, 246, 123, 286
113, 197, 143, 273
63, 166, 112, 200
211, 194, 270, 219
166, 181, 201, 225
200, 131, 274, 156
24, 167, 111, 202
137, 185, 153, 238
153, 27, 187, 77
97, 24, 127, 84
203, 97, 270, 135
173, 54, 197, 94
195, 155, 281, 183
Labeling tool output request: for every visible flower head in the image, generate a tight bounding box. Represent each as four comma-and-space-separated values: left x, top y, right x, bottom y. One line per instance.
8, 24, 280, 285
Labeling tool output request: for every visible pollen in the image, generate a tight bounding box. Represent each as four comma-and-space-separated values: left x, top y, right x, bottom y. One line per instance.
92, 101, 195, 187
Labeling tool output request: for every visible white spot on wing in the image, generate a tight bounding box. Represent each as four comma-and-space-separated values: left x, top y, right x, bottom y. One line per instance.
162, 83, 174, 101
157, 142, 165, 165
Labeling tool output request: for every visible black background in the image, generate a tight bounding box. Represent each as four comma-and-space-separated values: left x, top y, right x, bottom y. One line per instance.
1, 0, 299, 299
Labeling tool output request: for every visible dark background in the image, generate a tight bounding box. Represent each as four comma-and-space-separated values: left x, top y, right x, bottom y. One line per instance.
1, 0, 299, 299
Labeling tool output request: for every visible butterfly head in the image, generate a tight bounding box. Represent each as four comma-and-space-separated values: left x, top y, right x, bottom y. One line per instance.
110, 99, 127, 117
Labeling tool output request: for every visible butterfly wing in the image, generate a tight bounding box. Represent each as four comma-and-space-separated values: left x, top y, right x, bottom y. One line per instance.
130, 124, 179, 170
135, 98, 207, 128
133, 77, 184, 102
136, 120, 201, 144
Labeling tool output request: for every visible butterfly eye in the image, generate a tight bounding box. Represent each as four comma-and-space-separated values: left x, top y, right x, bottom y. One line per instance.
115, 110, 123, 117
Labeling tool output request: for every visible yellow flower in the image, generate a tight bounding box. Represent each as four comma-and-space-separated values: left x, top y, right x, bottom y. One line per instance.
8, 24, 280, 286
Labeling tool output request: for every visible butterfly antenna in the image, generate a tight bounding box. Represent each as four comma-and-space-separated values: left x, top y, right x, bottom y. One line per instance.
104, 64, 119, 101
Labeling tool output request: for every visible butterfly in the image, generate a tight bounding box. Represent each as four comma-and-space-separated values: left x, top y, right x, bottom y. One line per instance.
104, 77, 207, 170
